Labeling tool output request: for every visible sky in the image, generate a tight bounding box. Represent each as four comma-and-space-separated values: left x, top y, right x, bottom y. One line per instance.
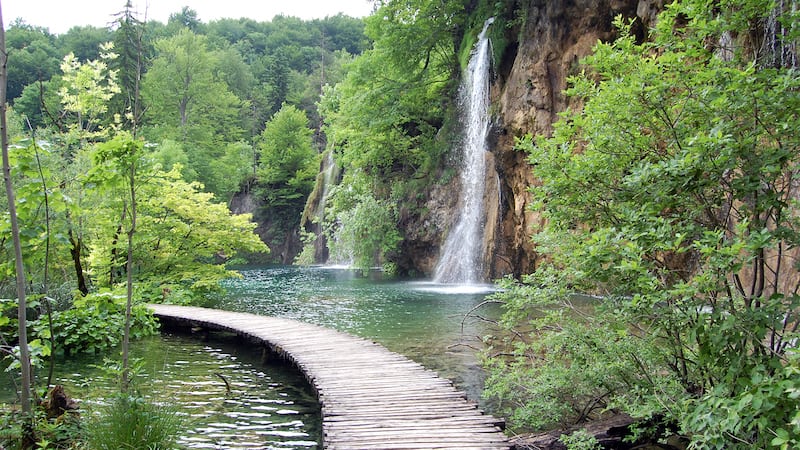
4, 0, 376, 35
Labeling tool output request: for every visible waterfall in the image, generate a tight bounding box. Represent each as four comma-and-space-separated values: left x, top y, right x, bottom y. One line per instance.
303, 149, 341, 265
317, 151, 337, 219
433, 18, 494, 284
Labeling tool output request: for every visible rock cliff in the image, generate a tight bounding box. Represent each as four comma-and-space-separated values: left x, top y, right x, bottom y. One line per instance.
466, 0, 663, 278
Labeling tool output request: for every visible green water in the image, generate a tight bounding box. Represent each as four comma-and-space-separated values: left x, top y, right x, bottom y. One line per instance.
211, 266, 501, 404
2, 333, 321, 449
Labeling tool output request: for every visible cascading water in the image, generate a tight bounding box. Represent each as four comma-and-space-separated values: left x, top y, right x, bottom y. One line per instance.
316, 151, 337, 219
765, 0, 798, 68
317, 151, 354, 267
433, 18, 494, 285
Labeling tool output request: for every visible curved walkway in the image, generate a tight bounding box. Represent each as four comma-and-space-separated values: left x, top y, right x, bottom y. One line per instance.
149, 304, 510, 450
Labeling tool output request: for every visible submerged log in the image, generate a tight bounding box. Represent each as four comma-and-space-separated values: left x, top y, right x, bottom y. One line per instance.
42, 385, 78, 419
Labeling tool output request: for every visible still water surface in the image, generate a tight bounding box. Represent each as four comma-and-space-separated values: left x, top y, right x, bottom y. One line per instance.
2, 332, 321, 449
211, 266, 501, 403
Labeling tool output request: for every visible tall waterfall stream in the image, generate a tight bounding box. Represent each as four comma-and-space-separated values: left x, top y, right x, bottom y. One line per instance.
434, 18, 494, 284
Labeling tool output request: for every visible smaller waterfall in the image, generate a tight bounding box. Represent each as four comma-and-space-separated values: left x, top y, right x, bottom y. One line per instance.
300, 149, 341, 265
316, 151, 337, 219
433, 18, 494, 285
765, 0, 798, 68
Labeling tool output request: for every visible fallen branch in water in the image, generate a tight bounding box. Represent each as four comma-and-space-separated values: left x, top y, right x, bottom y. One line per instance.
214, 372, 231, 396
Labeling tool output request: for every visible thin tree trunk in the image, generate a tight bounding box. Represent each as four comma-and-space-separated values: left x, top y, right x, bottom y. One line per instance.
121, 160, 136, 392
68, 229, 88, 295
0, 0, 33, 416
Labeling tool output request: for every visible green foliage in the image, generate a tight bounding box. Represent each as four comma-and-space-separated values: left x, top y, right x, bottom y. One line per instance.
35, 290, 158, 355
5, 22, 60, 102
294, 230, 319, 266
87, 166, 269, 294
15, 78, 62, 129
213, 141, 255, 200
253, 104, 317, 259
561, 429, 602, 450
321, 0, 465, 180
148, 139, 196, 179
484, 1, 800, 447
256, 104, 317, 207
85, 393, 183, 450
58, 43, 121, 138
458, 0, 515, 72
315, 0, 475, 271
0, 135, 72, 283
484, 271, 685, 431
0, 399, 82, 450
324, 173, 402, 272
684, 355, 800, 449
141, 29, 246, 195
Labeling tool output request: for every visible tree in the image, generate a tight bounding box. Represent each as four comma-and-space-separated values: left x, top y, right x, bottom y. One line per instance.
4, 22, 59, 103
56, 44, 123, 292
14, 76, 61, 129
93, 133, 142, 391
57, 25, 113, 62
324, 172, 402, 272
254, 104, 317, 262
111, 1, 146, 134
485, 3, 800, 447
257, 104, 317, 203
0, 0, 33, 419
58, 43, 121, 138
87, 163, 269, 295
141, 28, 245, 194
167, 6, 203, 33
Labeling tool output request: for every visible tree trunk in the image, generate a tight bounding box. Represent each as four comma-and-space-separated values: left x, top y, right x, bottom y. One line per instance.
121, 158, 136, 392
68, 229, 88, 295
0, 0, 33, 416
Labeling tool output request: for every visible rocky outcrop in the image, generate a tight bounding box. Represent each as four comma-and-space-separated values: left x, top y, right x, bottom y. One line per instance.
230, 185, 302, 265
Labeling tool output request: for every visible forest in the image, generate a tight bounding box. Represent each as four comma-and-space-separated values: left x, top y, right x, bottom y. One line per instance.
2, 0, 800, 448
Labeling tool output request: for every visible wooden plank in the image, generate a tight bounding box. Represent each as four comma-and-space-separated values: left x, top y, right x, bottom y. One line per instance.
149, 304, 509, 449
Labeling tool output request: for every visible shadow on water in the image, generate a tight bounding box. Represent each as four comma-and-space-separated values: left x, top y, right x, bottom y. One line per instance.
211, 266, 502, 408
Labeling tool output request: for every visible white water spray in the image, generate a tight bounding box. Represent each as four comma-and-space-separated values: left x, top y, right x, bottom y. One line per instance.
433, 18, 494, 284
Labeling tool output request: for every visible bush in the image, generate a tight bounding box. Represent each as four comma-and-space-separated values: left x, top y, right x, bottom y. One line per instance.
35, 290, 158, 355
561, 429, 602, 450
0, 390, 83, 450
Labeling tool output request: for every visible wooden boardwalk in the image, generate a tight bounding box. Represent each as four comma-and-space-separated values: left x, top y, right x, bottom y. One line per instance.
149, 304, 510, 450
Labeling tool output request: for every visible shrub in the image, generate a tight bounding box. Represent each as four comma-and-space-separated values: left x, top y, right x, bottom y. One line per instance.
85, 393, 183, 450
35, 290, 158, 355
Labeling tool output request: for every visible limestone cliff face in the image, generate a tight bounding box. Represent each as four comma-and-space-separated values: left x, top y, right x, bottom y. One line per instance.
230, 186, 302, 265
484, 0, 663, 277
